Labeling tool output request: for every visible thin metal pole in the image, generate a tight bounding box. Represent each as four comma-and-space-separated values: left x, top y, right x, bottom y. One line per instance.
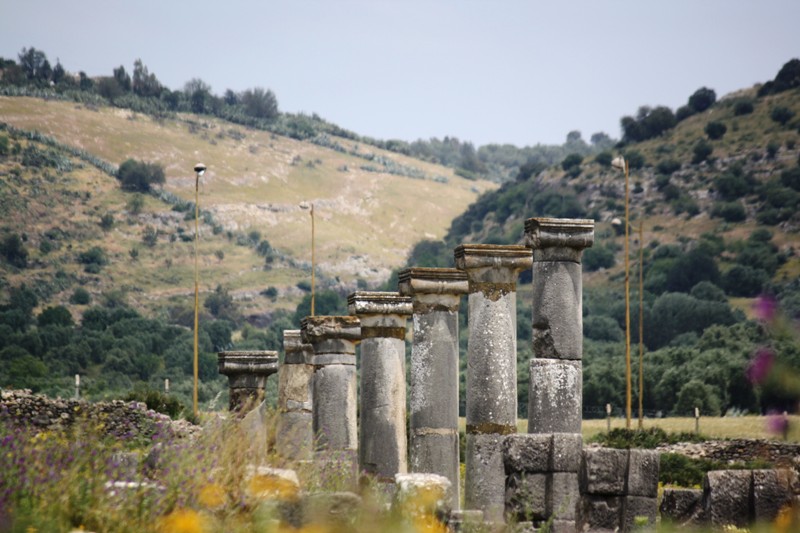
638, 219, 644, 430
310, 203, 315, 316
193, 172, 200, 418
624, 161, 632, 430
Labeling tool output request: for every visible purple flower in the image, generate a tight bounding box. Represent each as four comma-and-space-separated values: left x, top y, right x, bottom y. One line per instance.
746, 348, 775, 384
753, 295, 778, 323
766, 410, 789, 436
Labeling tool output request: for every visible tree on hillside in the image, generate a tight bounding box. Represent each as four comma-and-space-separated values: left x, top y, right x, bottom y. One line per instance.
17, 47, 51, 82
117, 159, 165, 192
184, 78, 213, 114
241, 87, 279, 120
132, 59, 163, 98
770, 106, 795, 127
688, 87, 716, 113
704, 121, 727, 140
113, 65, 132, 92
758, 58, 800, 96
621, 106, 676, 142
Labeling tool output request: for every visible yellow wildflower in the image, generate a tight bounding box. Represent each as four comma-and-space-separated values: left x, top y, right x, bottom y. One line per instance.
158, 508, 206, 533
246, 474, 299, 501
412, 513, 446, 533
197, 483, 226, 510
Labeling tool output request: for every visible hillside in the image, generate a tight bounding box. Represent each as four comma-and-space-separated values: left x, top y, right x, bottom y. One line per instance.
0, 96, 495, 320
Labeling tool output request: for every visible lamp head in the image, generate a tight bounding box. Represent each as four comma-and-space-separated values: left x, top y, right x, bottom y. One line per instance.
194, 163, 206, 176
611, 156, 626, 171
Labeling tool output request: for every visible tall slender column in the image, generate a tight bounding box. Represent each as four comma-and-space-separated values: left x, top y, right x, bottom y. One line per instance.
301, 316, 360, 466
217, 350, 279, 414
455, 244, 532, 521
524, 217, 594, 434
348, 291, 412, 481
398, 267, 468, 509
276, 330, 315, 461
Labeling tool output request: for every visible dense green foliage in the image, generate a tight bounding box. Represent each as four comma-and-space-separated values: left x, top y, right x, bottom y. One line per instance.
117, 158, 165, 192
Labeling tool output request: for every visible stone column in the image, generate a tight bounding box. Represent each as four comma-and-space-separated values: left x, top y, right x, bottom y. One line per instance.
398, 267, 467, 509
217, 350, 279, 413
276, 330, 315, 461
348, 291, 412, 482
301, 316, 360, 481
524, 217, 594, 434
454, 244, 533, 521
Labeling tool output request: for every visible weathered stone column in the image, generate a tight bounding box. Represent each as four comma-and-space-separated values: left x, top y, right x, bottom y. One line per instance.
455, 244, 533, 521
347, 291, 412, 481
276, 330, 315, 461
217, 350, 279, 413
398, 267, 467, 509
524, 217, 594, 434
301, 316, 360, 479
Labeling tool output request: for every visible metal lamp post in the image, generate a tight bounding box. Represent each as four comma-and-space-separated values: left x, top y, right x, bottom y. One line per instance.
612, 156, 632, 429
299, 202, 315, 316
193, 163, 206, 418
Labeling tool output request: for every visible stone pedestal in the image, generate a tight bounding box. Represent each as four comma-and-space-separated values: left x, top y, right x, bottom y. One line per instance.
398, 267, 468, 509
277, 330, 315, 461
217, 350, 279, 413
301, 316, 360, 483
348, 291, 412, 481
455, 244, 532, 521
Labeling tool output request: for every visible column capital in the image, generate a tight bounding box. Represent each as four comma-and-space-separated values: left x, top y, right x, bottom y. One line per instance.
301, 316, 361, 365
524, 217, 594, 262
454, 244, 532, 294
347, 291, 413, 317
398, 267, 469, 296
218, 350, 279, 378
283, 329, 314, 364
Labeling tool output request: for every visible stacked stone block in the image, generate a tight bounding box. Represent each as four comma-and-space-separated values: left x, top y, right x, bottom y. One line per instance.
503, 433, 583, 532
348, 291, 412, 482
578, 448, 659, 532
455, 244, 532, 522
398, 267, 467, 508
276, 330, 315, 461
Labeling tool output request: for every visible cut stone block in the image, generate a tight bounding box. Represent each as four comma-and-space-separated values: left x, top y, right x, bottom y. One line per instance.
527, 359, 582, 434
548, 519, 577, 533
448, 509, 484, 533
753, 469, 795, 523
659, 488, 702, 525
578, 495, 622, 532
302, 491, 362, 526
465, 432, 507, 522
502, 433, 552, 474
548, 472, 579, 520
703, 470, 752, 528
394, 472, 453, 519
551, 433, 582, 473
626, 449, 660, 498
580, 448, 628, 496
505, 472, 547, 522
621, 496, 657, 532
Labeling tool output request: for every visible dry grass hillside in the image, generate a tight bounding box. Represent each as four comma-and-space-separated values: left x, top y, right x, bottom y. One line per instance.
0, 96, 496, 318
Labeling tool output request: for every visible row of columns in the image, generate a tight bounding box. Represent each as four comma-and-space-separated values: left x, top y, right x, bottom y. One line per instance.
218, 217, 594, 524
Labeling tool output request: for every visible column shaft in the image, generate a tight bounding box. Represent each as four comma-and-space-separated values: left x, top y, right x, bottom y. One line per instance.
399, 267, 467, 509
277, 330, 314, 461
455, 244, 532, 521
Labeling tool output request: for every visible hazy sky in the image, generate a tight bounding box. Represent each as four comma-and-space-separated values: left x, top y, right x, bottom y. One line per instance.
1, 0, 798, 147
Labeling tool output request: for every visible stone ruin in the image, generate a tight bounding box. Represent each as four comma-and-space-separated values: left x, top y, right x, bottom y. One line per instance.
215, 216, 798, 531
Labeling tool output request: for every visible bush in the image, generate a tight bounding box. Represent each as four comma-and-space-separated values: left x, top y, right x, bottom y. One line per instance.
561, 153, 583, 171
691, 140, 713, 164
770, 106, 795, 127
69, 288, 91, 305
624, 150, 646, 170
595, 151, 613, 167
37, 305, 74, 327
1, 233, 28, 268
688, 87, 716, 113
583, 245, 615, 272
99, 212, 114, 230
704, 121, 727, 140
766, 140, 780, 159
77, 246, 107, 267
583, 315, 623, 342
124, 388, 185, 419
656, 159, 681, 176
117, 158, 165, 192
733, 99, 754, 116
722, 265, 769, 297
710, 201, 746, 222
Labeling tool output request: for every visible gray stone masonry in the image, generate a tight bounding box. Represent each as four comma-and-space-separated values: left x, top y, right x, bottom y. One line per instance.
217, 350, 279, 413
398, 267, 468, 509
455, 244, 532, 522
276, 330, 315, 461
752, 469, 796, 522
394, 472, 453, 526
659, 488, 703, 526
301, 315, 360, 482
347, 291, 412, 481
580, 448, 629, 497
703, 470, 752, 528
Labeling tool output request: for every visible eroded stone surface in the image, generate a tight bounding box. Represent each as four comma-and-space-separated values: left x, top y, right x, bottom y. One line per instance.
626, 449, 660, 498
580, 448, 628, 496
703, 470, 752, 528
503, 434, 552, 474
528, 359, 582, 434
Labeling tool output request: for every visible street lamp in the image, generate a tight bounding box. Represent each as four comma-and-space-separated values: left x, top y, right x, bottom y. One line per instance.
299, 202, 315, 316
193, 163, 206, 418
611, 156, 632, 429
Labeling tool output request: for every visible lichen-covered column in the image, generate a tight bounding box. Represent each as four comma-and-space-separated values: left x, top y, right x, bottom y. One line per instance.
398, 267, 467, 508
301, 316, 361, 481
348, 291, 412, 481
276, 330, 315, 461
455, 244, 532, 521
524, 217, 594, 434
217, 350, 279, 413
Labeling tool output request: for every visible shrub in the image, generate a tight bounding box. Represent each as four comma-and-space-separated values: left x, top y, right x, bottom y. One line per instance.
624, 150, 646, 170
117, 158, 165, 192
583, 315, 623, 342
692, 140, 713, 164
722, 265, 769, 297
656, 159, 681, 175
124, 388, 185, 419
583, 245, 615, 272
595, 151, 613, 167
766, 140, 781, 159
770, 106, 795, 127
733, 99, 754, 116
69, 287, 91, 305
561, 153, 583, 171
704, 121, 727, 140
142, 226, 158, 247
126, 194, 145, 214
37, 305, 74, 327
1, 233, 28, 268
99, 212, 114, 230
710, 201, 746, 222
688, 87, 716, 113
77, 246, 107, 267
